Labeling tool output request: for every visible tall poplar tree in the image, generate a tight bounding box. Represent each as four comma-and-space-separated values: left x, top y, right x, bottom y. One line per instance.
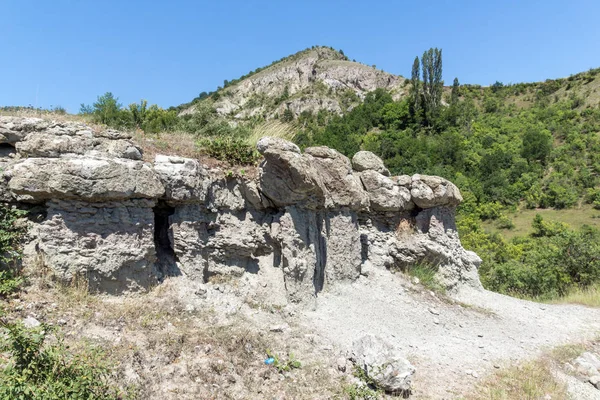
421, 48, 443, 125
410, 56, 421, 117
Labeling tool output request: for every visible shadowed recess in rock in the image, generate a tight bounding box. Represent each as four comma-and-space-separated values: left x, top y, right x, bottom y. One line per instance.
153, 202, 181, 279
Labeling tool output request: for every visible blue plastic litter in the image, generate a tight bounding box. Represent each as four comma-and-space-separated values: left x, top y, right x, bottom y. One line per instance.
264, 357, 275, 365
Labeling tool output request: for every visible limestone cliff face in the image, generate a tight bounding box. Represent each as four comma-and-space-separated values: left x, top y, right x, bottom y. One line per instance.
0, 116, 482, 301
181, 47, 407, 120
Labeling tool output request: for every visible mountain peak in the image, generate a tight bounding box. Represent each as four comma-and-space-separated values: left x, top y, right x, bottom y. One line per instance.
179, 46, 406, 120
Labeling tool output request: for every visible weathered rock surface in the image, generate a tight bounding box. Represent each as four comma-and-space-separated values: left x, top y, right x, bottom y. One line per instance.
304, 146, 368, 209
8, 157, 164, 201
153, 155, 210, 203
3, 117, 482, 300
1, 116, 140, 159
359, 170, 412, 212
351, 334, 415, 394
410, 174, 463, 208
34, 199, 159, 293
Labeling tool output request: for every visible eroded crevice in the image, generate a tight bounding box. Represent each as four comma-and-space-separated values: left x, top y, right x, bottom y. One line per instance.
153, 202, 181, 278
360, 233, 369, 263
313, 212, 327, 295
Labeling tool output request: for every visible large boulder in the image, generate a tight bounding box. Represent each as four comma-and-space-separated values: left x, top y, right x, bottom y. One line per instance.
360, 170, 413, 212
351, 335, 415, 394
256, 136, 300, 154
8, 157, 164, 202
257, 138, 325, 208
16, 132, 142, 160
351, 151, 390, 176
304, 146, 368, 210
410, 174, 463, 208
573, 352, 600, 378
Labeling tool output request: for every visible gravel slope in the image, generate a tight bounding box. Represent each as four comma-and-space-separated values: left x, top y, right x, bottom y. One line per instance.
300, 268, 600, 398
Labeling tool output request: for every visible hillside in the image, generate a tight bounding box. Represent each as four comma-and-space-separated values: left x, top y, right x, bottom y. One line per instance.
178, 46, 406, 120
177, 46, 600, 127
456, 67, 600, 111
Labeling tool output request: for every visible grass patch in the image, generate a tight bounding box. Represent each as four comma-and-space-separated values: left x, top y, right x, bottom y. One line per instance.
403, 262, 445, 294
482, 204, 600, 240
545, 284, 600, 307
343, 365, 382, 400
467, 359, 567, 400
0, 270, 23, 297
550, 343, 587, 364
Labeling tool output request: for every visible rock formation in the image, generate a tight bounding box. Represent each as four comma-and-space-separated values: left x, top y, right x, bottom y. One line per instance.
0, 116, 482, 301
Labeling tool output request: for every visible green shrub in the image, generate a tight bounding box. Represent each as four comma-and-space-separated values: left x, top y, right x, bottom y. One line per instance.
476, 202, 503, 220
265, 350, 302, 373
343, 365, 382, 400
496, 214, 515, 230
0, 270, 23, 297
483, 219, 600, 298
198, 137, 260, 165
0, 320, 133, 399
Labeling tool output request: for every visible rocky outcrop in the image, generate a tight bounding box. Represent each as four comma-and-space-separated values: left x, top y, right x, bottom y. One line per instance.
1, 116, 482, 303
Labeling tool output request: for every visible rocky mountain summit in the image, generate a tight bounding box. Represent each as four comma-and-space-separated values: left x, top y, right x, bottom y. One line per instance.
0, 116, 480, 301
181, 47, 406, 120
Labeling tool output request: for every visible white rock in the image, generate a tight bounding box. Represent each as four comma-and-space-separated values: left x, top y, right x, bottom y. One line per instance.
351, 335, 415, 393
23, 316, 41, 328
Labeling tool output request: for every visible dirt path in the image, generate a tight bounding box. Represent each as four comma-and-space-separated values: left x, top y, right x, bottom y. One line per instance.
300, 268, 600, 398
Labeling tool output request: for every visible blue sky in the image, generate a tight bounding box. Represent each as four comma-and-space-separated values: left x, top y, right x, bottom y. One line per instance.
2, 0, 600, 113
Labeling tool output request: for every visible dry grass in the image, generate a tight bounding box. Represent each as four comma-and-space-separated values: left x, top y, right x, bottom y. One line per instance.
131, 130, 205, 162
465, 339, 599, 400
244, 120, 296, 147
2, 277, 345, 399
550, 343, 587, 364
466, 358, 567, 400
546, 285, 600, 308
0, 108, 93, 124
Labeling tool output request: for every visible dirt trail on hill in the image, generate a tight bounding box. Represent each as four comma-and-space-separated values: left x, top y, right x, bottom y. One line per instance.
301, 268, 600, 399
